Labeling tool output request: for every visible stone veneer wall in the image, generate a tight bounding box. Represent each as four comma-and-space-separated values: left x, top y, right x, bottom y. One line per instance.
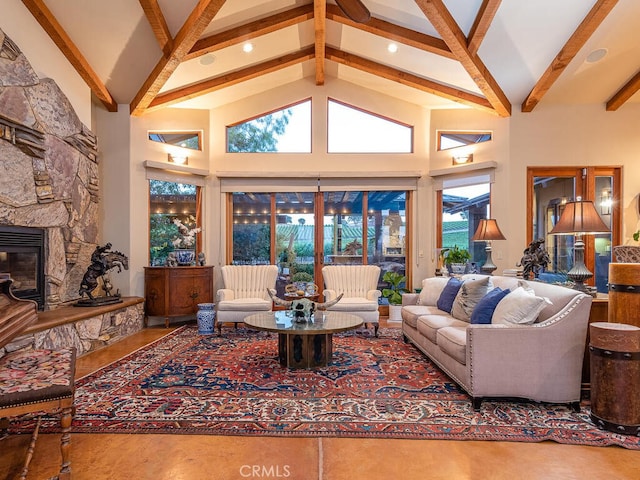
0, 28, 101, 308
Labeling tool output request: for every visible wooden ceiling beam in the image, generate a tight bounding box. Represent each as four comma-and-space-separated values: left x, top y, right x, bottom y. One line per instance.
130, 0, 227, 116
149, 47, 315, 110
326, 4, 454, 59
521, 0, 618, 113
325, 47, 495, 113
606, 69, 640, 111
139, 0, 173, 56
414, 0, 511, 117
185, 4, 314, 61
314, 1, 326, 85
467, 0, 502, 55
21, 0, 117, 112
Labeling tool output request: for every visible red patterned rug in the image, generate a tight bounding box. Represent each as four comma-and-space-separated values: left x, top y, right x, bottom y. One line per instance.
12, 326, 640, 448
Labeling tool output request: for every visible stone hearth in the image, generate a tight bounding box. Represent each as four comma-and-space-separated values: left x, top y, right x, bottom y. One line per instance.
0, 28, 100, 309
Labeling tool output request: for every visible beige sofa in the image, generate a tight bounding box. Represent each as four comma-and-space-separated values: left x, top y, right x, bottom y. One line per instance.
401, 275, 593, 410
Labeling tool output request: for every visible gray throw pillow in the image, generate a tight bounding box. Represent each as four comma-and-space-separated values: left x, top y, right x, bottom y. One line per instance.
451, 276, 493, 322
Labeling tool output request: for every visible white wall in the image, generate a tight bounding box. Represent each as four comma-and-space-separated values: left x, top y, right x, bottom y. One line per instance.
106, 78, 640, 296
1, 0, 91, 126
431, 103, 640, 278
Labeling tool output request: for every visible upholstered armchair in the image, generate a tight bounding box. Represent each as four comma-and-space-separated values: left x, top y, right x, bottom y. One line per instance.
216, 265, 278, 335
322, 265, 382, 336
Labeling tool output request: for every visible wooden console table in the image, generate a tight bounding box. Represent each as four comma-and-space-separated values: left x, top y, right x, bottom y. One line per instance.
144, 266, 213, 327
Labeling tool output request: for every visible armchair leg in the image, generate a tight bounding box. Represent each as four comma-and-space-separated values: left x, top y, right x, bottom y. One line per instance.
374, 324, 379, 337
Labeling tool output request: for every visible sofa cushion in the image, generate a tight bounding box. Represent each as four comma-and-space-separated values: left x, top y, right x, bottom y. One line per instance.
437, 326, 467, 365
491, 286, 552, 325
470, 287, 511, 324
418, 277, 450, 305
436, 277, 463, 314
417, 315, 468, 344
451, 276, 493, 322
401, 305, 444, 328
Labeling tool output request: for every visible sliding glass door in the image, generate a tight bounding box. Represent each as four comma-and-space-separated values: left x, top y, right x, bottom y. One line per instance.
227, 189, 410, 295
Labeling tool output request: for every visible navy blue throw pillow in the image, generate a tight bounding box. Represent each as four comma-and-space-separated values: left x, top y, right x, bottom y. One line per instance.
436, 277, 464, 314
470, 287, 511, 324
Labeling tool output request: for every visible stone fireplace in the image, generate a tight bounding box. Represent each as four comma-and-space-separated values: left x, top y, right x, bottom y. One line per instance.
1, 28, 100, 310
0, 225, 45, 309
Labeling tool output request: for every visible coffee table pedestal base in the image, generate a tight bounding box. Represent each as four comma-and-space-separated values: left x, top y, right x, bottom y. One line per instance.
278, 333, 333, 368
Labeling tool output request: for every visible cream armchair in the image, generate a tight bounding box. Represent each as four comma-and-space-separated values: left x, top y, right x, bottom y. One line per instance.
322, 265, 382, 336
216, 265, 278, 335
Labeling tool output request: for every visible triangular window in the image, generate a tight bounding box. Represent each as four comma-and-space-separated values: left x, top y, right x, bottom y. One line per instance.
226, 99, 311, 153
327, 99, 413, 153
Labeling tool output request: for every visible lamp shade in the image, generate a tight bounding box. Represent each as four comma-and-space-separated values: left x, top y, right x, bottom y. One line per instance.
471, 219, 506, 241
549, 199, 609, 235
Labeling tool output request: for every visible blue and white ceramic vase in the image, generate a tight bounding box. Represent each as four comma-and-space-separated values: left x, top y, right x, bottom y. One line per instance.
174, 249, 195, 266
196, 303, 216, 335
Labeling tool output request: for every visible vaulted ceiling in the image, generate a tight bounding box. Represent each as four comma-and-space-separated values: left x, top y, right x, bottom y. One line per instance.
20, 0, 640, 117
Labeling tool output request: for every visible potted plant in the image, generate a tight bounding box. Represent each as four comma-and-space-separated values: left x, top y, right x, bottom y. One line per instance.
443, 245, 471, 274
382, 271, 409, 321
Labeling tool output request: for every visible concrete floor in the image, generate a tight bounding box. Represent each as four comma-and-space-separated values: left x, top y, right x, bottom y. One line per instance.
2, 321, 639, 480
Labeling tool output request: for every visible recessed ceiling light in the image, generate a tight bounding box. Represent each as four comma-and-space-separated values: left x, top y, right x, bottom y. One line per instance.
586, 48, 608, 64
243, 42, 254, 53
387, 43, 398, 54
199, 53, 216, 65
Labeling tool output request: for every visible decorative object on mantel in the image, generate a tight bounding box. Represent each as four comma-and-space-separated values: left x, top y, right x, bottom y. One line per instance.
76, 243, 129, 306
268, 289, 343, 323
550, 197, 610, 295
471, 219, 506, 275
517, 239, 551, 280
171, 217, 201, 266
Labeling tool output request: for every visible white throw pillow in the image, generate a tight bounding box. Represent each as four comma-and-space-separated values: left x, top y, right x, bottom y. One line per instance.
491, 286, 552, 325
418, 277, 450, 306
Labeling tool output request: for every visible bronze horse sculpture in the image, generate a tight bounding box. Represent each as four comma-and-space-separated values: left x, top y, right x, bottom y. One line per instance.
79, 244, 129, 300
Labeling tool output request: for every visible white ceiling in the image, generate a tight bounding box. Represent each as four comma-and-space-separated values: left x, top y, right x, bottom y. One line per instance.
40, 0, 640, 113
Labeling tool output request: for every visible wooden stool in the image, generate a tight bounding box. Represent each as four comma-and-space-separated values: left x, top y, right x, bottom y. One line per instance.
589, 322, 640, 435
0, 347, 76, 479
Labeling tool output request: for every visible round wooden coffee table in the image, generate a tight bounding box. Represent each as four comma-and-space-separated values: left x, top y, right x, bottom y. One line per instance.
244, 311, 363, 369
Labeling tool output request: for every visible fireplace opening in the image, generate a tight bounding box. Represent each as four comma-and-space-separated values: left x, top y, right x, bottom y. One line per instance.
0, 226, 45, 310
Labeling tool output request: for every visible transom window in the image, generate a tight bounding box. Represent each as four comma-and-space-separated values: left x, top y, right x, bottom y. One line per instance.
328, 99, 413, 153
226, 99, 311, 153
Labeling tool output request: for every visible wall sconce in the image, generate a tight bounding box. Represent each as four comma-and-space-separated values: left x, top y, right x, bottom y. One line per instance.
452, 153, 473, 165
599, 189, 612, 215
168, 153, 188, 165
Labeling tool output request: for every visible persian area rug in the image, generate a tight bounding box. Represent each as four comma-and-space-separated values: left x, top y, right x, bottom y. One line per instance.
11, 326, 639, 448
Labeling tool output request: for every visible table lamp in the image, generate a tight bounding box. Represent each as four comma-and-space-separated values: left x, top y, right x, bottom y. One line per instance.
549, 197, 609, 292
471, 219, 506, 275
